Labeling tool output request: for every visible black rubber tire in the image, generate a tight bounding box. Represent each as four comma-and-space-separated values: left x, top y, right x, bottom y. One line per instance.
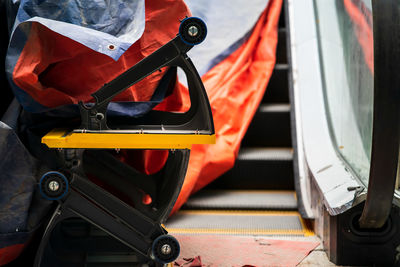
152, 234, 180, 264
179, 17, 207, 45
39, 171, 69, 200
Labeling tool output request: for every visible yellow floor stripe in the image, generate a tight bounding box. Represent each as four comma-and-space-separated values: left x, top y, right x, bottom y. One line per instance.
166, 228, 307, 236
168, 209, 315, 236
299, 216, 314, 237
177, 210, 300, 216
197, 190, 296, 194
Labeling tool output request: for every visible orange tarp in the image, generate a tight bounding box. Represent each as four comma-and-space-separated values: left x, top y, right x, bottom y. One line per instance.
171, 0, 282, 213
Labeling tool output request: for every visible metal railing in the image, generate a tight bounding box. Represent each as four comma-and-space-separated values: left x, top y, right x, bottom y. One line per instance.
358, 0, 400, 228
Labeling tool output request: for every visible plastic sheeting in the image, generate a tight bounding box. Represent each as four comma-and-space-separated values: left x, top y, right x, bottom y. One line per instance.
185, 0, 271, 76
0, 0, 282, 263
0, 114, 52, 265
6, 0, 189, 116
12, 0, 145, 60
171, 0, 282, 213
2, 2, 190, 264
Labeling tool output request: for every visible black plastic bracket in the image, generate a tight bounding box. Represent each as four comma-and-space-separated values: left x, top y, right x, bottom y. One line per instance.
34, 148, 190, 266
78, 17, 214, 135
34, 17, 212, 266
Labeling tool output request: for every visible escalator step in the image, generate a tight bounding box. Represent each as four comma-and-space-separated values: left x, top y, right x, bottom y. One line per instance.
183, 190, 297, 210
258, 103, 290, 113
276, 28, 288, 64
279, 4, 286, 28
262, 64, 289, 103
208, 148, 294, 190
242, 103, 291, 147
238, 147, 292, 160
165, 210, 313, 236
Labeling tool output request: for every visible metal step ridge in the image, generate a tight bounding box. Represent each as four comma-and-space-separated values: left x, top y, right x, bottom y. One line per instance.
263, 65, 290, 104
208, 147, 295, 190
258, 103, 290, 113
242, 103, 292, 147
237, 147, 293, 161
165, 210, 314, 237
274, 63, 289, 70
183, 190, 297, 210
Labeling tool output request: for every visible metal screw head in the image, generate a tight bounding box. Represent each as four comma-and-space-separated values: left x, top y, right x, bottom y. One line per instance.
160, 244, 172, 255
188, 25, 198, 37
48, 181, 60, 192
95, 113, 104, 121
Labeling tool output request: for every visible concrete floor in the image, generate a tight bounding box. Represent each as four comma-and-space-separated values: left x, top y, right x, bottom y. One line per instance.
298, 244, 343, 267
170, 234, 349, 266
267, 236, 349, 267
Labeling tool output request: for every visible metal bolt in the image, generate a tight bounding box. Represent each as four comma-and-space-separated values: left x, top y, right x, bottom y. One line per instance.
95, 113, 104, 121
48, 181, 60, 192
161, 244, 172, 255
188, 26, 198, 37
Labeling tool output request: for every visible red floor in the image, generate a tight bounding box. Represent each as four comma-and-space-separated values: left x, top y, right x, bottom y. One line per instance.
173, 234, 319, 267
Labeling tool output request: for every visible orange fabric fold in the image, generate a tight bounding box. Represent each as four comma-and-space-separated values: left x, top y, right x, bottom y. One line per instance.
171, 0, 283, 213
12, 1, 190, 108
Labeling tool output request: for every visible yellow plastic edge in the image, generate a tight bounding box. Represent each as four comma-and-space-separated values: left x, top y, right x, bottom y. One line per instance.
42, 129, 216, 149
165, 228, 307, 236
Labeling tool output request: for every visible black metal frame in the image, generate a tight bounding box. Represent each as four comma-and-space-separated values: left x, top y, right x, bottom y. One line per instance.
34, 148, 190, 266
34, 17, 214, 266
78, 20, 214, 135
358, 0, 400, 229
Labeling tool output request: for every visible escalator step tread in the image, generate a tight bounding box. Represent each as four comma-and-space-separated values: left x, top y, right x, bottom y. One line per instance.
274, 63, 289, 70
238, 147, 293, 161
183, 190, 297, 210
259, 103, 290, 112
165, 210, 312, 236
276, 28, 288, 64
262, 65, 289, 104
241, 104, 292, 147
207, 147, 294, 190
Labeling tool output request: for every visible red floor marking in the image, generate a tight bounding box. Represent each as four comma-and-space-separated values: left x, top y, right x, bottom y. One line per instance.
174, 234, 319, 267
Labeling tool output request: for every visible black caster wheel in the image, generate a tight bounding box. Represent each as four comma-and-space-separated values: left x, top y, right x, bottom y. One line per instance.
152, 234, 180, 264
179, 17, 207, 45
39, 171, 69, 200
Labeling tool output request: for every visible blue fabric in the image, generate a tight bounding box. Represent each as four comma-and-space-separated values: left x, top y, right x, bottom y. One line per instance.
5, 21, 47, 113
184, 0, 270, 76
0, 0, 271, 253
12, 0, 145, 60
4, 0, 168, 116
0, 121, 38, 247
5, 0, 269, 115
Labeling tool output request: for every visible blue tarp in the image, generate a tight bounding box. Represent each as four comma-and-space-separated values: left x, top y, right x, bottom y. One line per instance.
11, 0, 145, 60
0, 0, 270, 262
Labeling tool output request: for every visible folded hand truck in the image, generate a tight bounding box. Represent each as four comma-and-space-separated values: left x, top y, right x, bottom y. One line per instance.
34, 17, 214, 267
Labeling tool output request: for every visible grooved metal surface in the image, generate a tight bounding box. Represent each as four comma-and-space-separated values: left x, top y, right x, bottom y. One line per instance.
165, 210, 312, 236
262, 67, 289, 103
275, 63, 289, 70
259, 103, 291, 113
184, 190, 297, 210
237, 147, 293, 161
242, 104, 292, 147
